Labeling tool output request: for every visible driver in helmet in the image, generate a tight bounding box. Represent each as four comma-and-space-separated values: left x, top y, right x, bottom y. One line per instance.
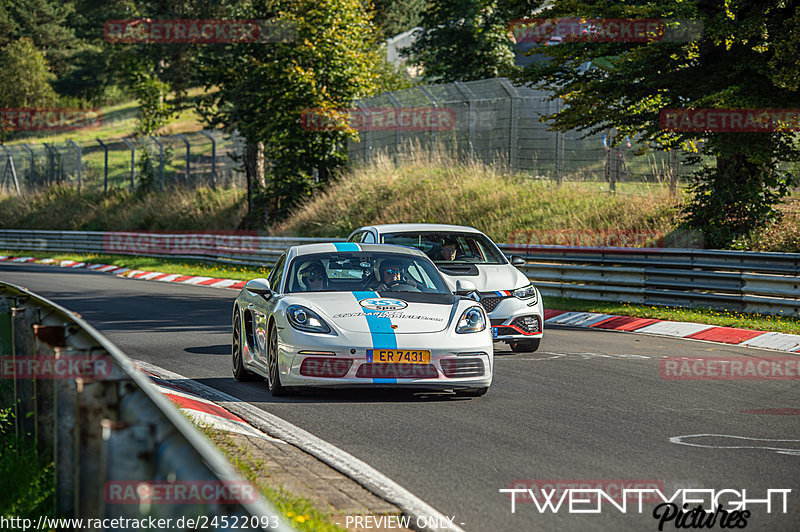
298, 260, 328, 291
375, 260, 408, 290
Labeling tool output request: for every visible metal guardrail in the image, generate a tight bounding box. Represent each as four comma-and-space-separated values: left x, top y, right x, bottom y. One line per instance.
499, 244, 800, 316
1, 229, 798, 316
0, 281, 291, 530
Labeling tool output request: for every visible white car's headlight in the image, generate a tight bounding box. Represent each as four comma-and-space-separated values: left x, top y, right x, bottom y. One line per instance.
287, 305, 332, 334
456, 306, 486, 334
513, 283, 538, 302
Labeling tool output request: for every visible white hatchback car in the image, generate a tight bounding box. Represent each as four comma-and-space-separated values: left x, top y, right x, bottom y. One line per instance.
347, 224, 543, 352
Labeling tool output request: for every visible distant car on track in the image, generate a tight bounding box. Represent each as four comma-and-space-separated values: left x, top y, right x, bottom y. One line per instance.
347, 224, 543, 352
232, 243, 493, 396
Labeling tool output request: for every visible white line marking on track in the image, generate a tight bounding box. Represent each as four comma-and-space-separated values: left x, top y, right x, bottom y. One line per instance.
670, 434, 800, 456
135, 360, 464, 532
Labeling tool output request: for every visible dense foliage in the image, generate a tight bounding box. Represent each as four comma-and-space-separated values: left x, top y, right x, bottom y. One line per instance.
508, 0, 800, 248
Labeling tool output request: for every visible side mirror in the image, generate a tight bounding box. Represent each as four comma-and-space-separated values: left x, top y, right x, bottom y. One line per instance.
455, 279, 478, 295
510, 255, 526, 266
245, 278, 272, 299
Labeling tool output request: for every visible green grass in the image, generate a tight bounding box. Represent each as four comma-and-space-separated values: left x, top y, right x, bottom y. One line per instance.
198, 425, 345, 532
546, 297, 800, 335
273, 149, 684, 243
0, 185, 247, 232
0, 400, 56, 520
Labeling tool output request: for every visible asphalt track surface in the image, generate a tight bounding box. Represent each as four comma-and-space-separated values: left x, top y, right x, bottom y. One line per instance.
2, 263, 799, 532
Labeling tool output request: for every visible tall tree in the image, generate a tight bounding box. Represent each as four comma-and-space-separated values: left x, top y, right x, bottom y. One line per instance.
509, 0, 800, 248
372, 0, 426, 41
403, 0, 516, 82
198, 0, 384, 227
0, 37, 57, 108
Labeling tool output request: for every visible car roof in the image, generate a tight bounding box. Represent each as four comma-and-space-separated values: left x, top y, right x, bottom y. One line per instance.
358, 223, 485, 235
287, 242, 428, 259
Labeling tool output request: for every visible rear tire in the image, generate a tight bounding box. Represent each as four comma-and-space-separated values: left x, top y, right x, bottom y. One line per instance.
267, 324, 292, 396
456, 387, 488, 397
509, 338, 541, 353
233, 313, 261, 382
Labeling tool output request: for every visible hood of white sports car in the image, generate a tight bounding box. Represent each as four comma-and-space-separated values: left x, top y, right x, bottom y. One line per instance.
294, 292, 458, 333
437, 264, 529, 292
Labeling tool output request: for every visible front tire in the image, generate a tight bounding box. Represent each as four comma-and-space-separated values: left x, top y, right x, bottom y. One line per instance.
267, 323, 292, 396
509, 338, 541, 353
233, 313, 261, 382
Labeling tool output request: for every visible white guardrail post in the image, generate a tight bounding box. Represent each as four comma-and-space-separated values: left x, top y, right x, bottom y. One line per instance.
0, 281, 293, 531
0, 229, 798, 316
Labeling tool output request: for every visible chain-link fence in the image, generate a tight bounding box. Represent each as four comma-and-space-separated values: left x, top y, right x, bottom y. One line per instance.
1, 130, 246, 194
349, 77, 698, 192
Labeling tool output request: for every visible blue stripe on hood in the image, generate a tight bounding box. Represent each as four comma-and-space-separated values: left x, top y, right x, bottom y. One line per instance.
353, 291, 397, 383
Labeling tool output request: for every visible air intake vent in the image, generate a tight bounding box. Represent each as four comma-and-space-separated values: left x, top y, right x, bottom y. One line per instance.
441, 359, 485, 378
356, 363, 439, 379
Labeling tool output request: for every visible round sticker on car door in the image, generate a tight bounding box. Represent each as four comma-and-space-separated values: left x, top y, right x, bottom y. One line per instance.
359, 298, 408, 311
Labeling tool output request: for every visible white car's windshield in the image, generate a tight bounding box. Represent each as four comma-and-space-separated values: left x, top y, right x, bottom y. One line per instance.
380, 232, 507, 264
285, 252, 451, 294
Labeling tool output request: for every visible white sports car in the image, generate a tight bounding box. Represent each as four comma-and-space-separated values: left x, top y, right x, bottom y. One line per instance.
232, 243, 493, 397
347, 224, 544, 352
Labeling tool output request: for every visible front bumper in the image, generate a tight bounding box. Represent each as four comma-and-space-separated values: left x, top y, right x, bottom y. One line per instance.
276, 328, 493, 390
482, 292, 544, 342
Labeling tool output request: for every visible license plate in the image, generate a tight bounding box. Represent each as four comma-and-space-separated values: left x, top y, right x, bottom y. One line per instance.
492, 327, 499, 338
368, 349, 431, 364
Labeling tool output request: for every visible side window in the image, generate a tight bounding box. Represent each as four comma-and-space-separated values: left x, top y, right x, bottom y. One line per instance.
362, 232, 376, 243
268, 254, 286, 292
348, 232, 364, 243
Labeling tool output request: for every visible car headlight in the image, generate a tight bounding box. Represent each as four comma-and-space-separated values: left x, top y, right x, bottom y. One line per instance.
287, 305, 332, 334
513, 283, 538, 302
456, 306, 486, 334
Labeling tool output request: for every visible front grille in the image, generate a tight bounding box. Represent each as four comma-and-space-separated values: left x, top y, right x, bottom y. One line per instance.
356, 363, 439, 379
300, 357, 352, 377
441, 359, 485, 378
480, 297, 504, 312
490, 318, 505, 326
511, 315, 541, 334
494, 326, 518, 336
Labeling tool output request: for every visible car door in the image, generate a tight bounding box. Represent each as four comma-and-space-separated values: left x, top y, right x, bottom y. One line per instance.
250, 254, 285, 370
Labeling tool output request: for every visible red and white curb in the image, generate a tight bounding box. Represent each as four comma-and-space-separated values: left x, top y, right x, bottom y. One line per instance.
544, 309, 800, 354
4, 254, 799, 355
0, 255, 247, 291
147, 373, 285, 444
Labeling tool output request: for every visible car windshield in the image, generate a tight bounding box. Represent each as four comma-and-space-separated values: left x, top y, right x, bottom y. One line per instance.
380, 232, 507, 264
285, 252, 451, 294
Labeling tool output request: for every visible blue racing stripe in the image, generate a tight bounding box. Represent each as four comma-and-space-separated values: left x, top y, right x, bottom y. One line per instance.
334, 242, 360, 252
353, 291, 397, 384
